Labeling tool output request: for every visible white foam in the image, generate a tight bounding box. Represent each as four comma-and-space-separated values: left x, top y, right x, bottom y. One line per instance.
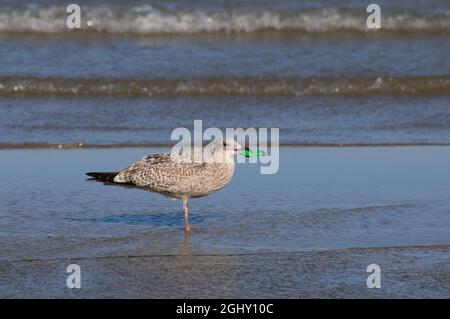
0, 6, 448, 34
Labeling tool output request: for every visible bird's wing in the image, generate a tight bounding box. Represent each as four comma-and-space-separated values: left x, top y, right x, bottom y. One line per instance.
114, 152, 208, 189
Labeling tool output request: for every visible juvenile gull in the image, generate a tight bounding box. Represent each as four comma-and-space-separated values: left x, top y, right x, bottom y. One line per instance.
86, 138, 257, 232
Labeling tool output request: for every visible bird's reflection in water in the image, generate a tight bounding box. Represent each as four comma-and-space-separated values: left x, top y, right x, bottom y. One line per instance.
182, 230, 190, 256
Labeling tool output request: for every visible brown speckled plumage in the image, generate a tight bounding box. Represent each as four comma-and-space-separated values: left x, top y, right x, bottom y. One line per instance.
114, 153, 234, 199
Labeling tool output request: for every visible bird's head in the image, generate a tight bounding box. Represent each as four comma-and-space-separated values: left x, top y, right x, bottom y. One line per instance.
208, 138, 265, 162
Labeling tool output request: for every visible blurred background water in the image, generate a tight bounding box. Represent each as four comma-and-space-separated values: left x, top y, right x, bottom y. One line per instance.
0, 0, 449, 147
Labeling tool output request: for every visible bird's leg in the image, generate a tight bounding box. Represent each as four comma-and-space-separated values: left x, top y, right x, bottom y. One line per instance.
182, 198, 190, 232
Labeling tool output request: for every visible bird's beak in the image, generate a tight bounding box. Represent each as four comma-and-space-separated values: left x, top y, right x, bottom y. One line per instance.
239, 146, 266, 158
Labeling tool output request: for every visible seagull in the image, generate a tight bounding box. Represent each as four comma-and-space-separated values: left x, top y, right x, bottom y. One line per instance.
86, 138, 263, 232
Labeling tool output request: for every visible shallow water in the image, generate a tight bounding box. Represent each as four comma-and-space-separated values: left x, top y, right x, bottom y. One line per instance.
0, 147, 449, 297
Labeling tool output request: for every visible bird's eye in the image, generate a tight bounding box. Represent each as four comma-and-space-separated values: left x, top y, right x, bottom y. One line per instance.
223, 142, 227, 147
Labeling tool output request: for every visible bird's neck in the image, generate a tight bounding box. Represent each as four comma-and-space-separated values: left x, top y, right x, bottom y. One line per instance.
203, 152, 235, 164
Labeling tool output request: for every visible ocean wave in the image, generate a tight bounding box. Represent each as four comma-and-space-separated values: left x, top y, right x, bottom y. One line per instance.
0, 6, 449, 35
1, 142, 450, 150
0, 76, 449, 97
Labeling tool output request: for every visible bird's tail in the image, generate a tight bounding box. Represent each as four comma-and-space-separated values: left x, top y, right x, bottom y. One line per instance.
86, 172, 118, 183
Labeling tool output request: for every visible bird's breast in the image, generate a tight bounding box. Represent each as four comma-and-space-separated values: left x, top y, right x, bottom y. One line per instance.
184, 162, 235, 197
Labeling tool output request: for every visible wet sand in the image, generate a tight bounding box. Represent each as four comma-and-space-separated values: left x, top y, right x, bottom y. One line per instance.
1, 245, 449, 298
0, 146, 449, 298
